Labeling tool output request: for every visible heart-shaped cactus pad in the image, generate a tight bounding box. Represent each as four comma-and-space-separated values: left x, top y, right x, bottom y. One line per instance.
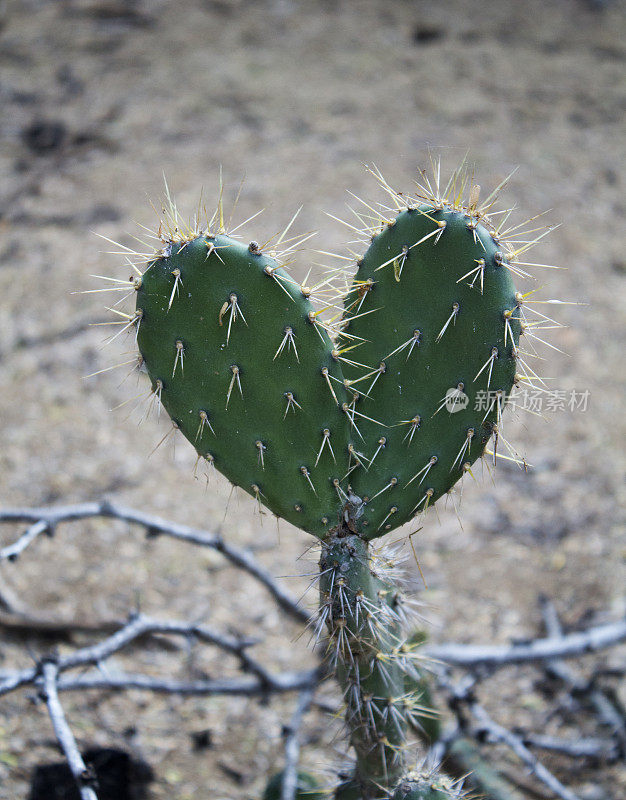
130, 168, 531, 540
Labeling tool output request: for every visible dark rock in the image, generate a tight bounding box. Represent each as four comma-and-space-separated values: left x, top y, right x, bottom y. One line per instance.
28, 747, 153, 800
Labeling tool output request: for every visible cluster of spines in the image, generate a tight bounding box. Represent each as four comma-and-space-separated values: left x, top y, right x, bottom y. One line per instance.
389, 767, 468, 800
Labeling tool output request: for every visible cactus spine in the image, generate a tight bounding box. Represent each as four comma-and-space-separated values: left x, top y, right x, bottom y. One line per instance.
103, 161, 555, 799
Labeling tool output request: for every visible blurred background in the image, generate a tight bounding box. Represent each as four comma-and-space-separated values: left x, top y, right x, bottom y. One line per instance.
0, 1, 624, 798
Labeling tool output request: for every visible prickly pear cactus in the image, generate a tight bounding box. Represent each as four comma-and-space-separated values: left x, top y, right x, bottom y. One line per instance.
131, 166, 526, 541
102, 162, 555, 799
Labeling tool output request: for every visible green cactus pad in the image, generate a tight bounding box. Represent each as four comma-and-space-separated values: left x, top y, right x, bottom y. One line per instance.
136, 233, 352, 538
340, 206, 521, 537
263, 770, 328, 800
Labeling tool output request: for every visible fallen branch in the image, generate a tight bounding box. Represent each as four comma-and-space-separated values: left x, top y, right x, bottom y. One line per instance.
520, 732, 618, 761
55, 670, 319, 697
0, 614, 320, 699
539, 597, 626, 756
0, 501, 310, 623
280, 687, 316, 800
467, 701, 582, 800
41, 660, 99, 800
440, 674, 583, 800
425, 620, 626, 667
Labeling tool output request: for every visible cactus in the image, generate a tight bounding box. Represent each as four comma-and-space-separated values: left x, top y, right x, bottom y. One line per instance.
133, 166, 523, 541
263, 771, 328, 800
102, 161, 555, 799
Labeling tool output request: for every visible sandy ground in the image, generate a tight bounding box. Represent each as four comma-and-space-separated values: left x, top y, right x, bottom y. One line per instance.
0, 0, 625, 798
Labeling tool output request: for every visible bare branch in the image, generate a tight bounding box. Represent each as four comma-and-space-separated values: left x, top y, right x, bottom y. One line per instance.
0, 608, 130, 638
55, 670, 319, 697
521, 732, 619, 761
539, 597, 626, 756
41, 660, 99, 800
1, 518, 52, 561
281, 687, 316, 800
0, 501, 310, 623
467, 701, 582, 800
425, 620, 626, 667
439, 673, 584, 800
0, 614, 321, 699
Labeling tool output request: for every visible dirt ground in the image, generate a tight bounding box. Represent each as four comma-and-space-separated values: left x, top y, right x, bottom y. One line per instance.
0, 0, 625, 798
